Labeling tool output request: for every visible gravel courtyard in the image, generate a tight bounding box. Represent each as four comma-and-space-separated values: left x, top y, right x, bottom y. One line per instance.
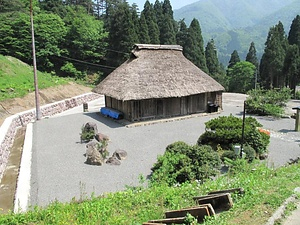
30, 93, 300, 207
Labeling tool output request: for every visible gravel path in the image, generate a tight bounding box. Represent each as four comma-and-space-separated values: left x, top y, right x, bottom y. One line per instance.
29, 93, 300, 207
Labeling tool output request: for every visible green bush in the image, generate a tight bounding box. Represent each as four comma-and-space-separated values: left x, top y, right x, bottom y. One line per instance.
221, 150, 238, 161
150, 141, 221, 186
245, 88, 291, 117
243, 145, 256, 162
198, 115, 270, 155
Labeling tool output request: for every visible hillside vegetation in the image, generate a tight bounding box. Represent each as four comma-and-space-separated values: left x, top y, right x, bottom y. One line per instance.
1, 161, 300, 224
174, 0, 300, 63
0, 54, 68, 101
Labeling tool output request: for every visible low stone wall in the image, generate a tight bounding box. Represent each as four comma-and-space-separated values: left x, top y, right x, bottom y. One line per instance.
0, 92, 101, 182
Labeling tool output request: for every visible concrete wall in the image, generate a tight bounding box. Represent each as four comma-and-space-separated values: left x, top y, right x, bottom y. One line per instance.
0, 92, 101, 182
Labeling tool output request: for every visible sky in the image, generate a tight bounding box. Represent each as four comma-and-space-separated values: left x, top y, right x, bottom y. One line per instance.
126, 0, 199, 10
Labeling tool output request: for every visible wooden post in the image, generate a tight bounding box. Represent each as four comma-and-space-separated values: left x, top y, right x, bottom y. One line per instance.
292, 107, 300, 131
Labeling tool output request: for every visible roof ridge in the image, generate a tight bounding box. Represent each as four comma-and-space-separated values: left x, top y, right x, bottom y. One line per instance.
134, 44, 183, 51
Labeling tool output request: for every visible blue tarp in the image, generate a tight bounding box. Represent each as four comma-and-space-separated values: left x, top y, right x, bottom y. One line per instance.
100, 107, 123, 120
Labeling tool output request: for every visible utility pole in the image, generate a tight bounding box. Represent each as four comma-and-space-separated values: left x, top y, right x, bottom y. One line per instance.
30, 0, 41, 120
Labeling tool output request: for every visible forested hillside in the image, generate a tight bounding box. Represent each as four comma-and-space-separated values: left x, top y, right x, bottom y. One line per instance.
0, 0, 300, 95
174, 0, 300, 64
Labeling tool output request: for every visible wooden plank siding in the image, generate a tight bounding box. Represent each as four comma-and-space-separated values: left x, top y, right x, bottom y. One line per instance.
104, 92, 222, 121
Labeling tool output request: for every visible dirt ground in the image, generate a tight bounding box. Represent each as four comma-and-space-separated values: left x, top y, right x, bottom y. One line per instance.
0, 82, 92, 126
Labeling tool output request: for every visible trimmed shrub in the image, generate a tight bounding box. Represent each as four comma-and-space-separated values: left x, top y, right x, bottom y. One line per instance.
150, 141, 221, 186
245, 88, 291, 117
197, 115, 270, 155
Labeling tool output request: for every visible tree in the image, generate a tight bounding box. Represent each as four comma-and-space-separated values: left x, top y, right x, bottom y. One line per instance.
176, 19, 188, 48
139, 13, 150, 43
105, 2, 137, 67
0, 0, 25, 13
63, 6, 108, 74
141, 0, 159, 44
260, 21, 288, 88
228, 61, 256, 93
228, 50, 240, 69
246, 42, 258, 68
288, 15, 300, 48
283, 44, 300, 93
205, 39, 220, 77
205, 39, 226, 87
184, 18, 208, 72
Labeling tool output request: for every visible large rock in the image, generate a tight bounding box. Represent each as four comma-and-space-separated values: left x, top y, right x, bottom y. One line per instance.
83, 122, 98, 134
95, 133, 109, 142
85, 141, 104, 166
113, 149, 127, 160
106, 156, 121, 165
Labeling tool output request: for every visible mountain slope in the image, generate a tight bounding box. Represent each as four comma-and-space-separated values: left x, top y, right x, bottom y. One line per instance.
174, 0, 295, 31
174, 0, 300, 65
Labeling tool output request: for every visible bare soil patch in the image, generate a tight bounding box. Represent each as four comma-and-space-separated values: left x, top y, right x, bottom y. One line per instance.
0, 82, 91, 125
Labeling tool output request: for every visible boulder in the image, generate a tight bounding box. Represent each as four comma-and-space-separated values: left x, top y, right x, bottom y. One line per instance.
113, 149, 127, 160
83, 122, 98, 134
85, 141, 103, 166
106, 156, 121, 165
95, 133, 109, 142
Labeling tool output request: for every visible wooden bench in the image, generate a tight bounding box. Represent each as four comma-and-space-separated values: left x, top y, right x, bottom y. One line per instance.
193, 193, 233, 213
165, 204, 214, 223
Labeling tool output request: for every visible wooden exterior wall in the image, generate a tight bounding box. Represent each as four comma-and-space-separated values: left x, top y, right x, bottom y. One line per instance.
105, 92, 222, 121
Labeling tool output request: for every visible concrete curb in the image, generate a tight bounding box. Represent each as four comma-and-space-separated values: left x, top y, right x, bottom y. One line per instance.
13, 123, 33, 213
265, 187, 300, 225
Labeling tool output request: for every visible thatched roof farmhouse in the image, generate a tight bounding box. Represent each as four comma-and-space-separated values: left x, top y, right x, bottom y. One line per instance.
93, 44, 224, 121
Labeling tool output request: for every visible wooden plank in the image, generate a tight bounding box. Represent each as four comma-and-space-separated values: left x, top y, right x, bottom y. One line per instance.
165, 205, 210, 223
208, 187, 244, 195
193, 193, 233, 213
148, 217, 185, 224
198, 203, 216, 216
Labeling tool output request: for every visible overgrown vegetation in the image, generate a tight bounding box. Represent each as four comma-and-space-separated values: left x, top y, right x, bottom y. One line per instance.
245, 87, 292, 117
2, 161, 300, 224
150, 142, 221, 186
0, 55, 68, 101
198, 115, 270, 158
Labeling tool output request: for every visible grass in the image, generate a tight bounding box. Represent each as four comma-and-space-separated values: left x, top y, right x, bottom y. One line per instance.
0, 55, 69, 101
1, 160, 300, 224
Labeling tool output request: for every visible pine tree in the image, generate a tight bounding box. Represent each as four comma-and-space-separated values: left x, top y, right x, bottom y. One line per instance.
106, 2, 138, 67
288, 15, 300, 48
260, 21, 288, 88
176, 19, 188, 48
228, 50, 240, 69
184, 18, 208, 72
154, 0, 176, 45
141, 0, 160, 44
283, 44, 300, 93
139, 13, 150, 43
246, 42, 258, 68
205, 39, 220, 76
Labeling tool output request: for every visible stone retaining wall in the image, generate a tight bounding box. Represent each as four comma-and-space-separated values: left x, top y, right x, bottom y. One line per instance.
0, 92, 101, 182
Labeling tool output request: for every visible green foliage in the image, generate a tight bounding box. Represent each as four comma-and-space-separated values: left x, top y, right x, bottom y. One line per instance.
198, 115, 270, 155
243, 144, 256, 162
150, 141, 221, 186
2, 160, 300, 224
245, 87, 292, 116
227, 50, 240, 69
184, 18, 208, 73
246, 41, 259, 68
0, 55, 68, 101
61, 62, 84, 80
80, 125, 95, 142
227, 61, 256, 93
260, 21, 288, 89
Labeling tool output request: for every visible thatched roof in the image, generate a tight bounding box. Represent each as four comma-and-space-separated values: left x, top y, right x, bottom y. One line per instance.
93, 44, 224, 101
